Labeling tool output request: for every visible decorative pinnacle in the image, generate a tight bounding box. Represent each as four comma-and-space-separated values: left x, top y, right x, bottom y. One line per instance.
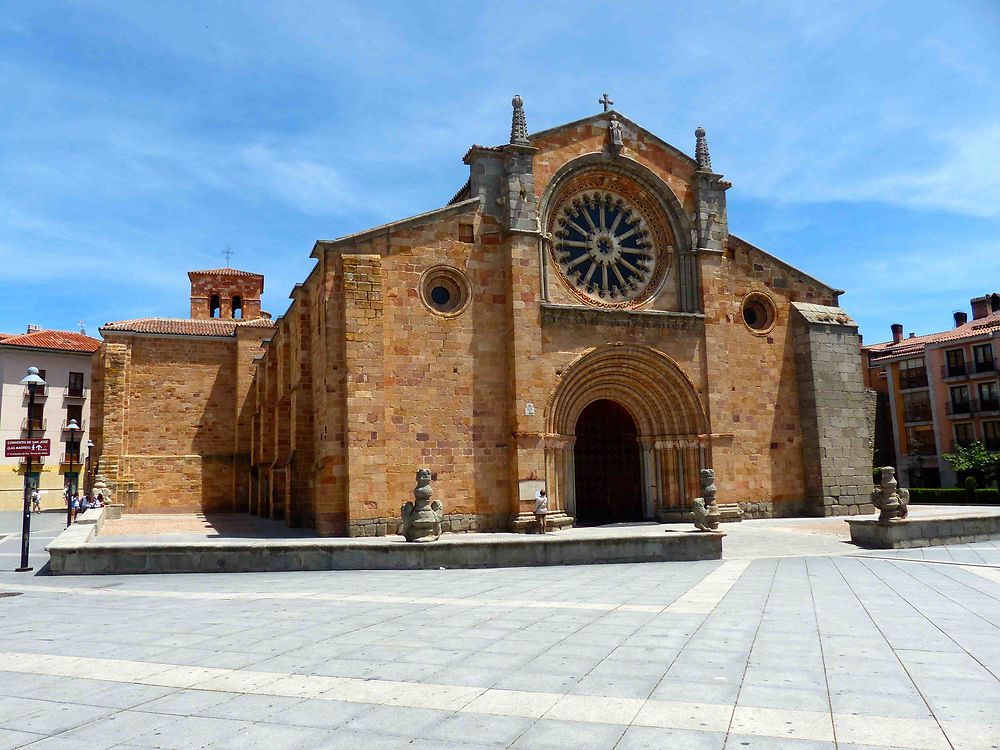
599, 92, 614, 112
510, 94, 530, 146
695, 126, 712, 171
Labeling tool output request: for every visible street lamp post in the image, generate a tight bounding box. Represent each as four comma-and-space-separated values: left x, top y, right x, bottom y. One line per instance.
17, 366, 45, 573
65, 419, 81, 528
85, 439, 94, 495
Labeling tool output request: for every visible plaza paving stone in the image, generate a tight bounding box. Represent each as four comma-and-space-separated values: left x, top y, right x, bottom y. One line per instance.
0, 511, 999, 748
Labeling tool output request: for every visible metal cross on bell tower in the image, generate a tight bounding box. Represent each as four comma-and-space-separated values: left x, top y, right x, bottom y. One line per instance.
599, 93, 614, 112
222, 245, 233, 267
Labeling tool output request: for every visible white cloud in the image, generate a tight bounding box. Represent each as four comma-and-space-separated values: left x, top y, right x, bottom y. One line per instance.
238, 143, 358, 216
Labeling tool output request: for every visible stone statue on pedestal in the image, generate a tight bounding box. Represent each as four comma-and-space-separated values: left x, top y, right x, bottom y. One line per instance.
871, 466, 909, 522
609, 114, 624, 151
401, 468, 444, 542
691, 469, 722, 531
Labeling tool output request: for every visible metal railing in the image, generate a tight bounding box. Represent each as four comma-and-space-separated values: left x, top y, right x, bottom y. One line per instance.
899, 370, 929, 390
973, 357, 998, 375
60, 451, 82, 465
60, 419, 86, 432
946, 398, 1000, 416
904, 408, 933, 423
942, 363, 967, 378
22, 384, 47, 397
65, 386, 88, 398
20, 418, 46, 432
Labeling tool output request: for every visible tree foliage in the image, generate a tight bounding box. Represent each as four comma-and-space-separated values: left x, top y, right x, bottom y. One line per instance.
942, 440, 1000, 485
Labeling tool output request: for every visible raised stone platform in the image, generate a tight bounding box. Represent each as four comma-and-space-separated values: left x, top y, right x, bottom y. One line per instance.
47, 509, 724, 575
846, 514, 1000, 549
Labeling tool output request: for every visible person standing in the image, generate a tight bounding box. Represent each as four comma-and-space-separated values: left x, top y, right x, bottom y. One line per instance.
534, 488, 549, 534
30, 488, 41, 514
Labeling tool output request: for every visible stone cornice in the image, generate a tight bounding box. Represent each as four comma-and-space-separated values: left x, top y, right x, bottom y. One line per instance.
540, 303, 704, 331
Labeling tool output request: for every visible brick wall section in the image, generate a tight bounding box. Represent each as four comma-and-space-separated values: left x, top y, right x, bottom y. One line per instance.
189, 273, 263, 320
93, 327, 268, 514
792, 303, 874, 516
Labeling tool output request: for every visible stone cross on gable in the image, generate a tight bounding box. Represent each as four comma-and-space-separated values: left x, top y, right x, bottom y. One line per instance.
599, 93, 614, 112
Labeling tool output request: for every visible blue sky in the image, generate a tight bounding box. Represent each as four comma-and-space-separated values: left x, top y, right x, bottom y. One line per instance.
1, 0, 997, 344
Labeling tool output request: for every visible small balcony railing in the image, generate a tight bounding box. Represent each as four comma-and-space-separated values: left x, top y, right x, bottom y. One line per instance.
65, 386, 87, 399
61, 419, 86, 432
60, 451, 82, 466
899, 370, 929, 390
22, 384, 47, 398
946, 401, 972, 417
973, 358, 998, 375
18, 454, 44, 465
20, 417, 46, 432
904, 408, 933, 423
981, 398, 1000, 413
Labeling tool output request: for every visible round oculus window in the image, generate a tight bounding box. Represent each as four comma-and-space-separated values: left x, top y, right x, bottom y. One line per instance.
552, 190, 659, 305
420, 266, 471, 317
741, 292, 776, 334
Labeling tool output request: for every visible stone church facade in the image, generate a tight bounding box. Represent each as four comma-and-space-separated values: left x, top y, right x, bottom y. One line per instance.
244, 98, 873, 537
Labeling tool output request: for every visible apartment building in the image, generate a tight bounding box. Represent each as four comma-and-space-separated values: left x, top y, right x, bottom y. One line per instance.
0, 326, 101, 510
863, 293, 1000, 488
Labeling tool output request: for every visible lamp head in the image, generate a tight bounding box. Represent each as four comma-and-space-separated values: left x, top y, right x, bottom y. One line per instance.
20, 366, 45, 386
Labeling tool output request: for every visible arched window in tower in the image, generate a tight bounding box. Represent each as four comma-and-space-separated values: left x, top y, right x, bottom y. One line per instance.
232, 295, 243, 319
210, 294, 221, 318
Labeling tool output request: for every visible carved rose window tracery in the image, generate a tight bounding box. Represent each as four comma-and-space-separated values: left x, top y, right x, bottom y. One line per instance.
551, 189, 667, 307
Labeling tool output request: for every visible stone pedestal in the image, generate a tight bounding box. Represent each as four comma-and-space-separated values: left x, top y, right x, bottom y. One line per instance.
510, 510, 574, 534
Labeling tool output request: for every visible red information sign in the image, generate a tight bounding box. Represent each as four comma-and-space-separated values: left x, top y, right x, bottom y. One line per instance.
5, 439, 51, 458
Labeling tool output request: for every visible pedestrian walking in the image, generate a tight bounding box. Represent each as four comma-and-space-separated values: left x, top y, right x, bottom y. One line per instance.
30, 488, 41, 514
534, 488, 548, 534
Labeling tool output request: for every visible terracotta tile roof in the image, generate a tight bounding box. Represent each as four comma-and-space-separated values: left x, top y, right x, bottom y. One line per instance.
187, 268, 263, 278
866, 311, 1000, 363
100, 317, 274, 337
0, 329, 101, 353
448, 177, 472, 205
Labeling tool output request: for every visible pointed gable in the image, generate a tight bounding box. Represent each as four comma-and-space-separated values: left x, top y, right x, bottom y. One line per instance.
528, 111, 700, 215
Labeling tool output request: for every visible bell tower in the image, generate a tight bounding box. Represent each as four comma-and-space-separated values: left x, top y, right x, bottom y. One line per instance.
188, 268, 264, 320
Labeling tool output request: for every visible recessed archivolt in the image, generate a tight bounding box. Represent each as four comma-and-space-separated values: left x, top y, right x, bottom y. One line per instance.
546, 344, 707, 438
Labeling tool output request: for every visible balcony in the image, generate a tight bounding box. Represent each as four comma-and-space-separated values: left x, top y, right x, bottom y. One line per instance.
60, 419, 87, 432
22, 384, 47, 398
20, 418, 47, 433
981, 398, 1000, 414
946, 401, 972, 417
65, 387, 88, 399
60, 451, 82, 466
899, 370, 928, 390
972, 358, 999, 376
18, 454, 44, 466
904, 408, 933, 424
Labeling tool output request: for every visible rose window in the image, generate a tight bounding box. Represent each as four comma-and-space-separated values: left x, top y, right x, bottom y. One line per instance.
552, 191, 658, 304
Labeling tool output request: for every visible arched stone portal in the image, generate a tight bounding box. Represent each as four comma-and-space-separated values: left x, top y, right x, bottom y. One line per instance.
544, 344, 709, 523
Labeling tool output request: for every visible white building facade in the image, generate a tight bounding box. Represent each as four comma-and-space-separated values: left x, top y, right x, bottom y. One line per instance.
0, 327, 100, 511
